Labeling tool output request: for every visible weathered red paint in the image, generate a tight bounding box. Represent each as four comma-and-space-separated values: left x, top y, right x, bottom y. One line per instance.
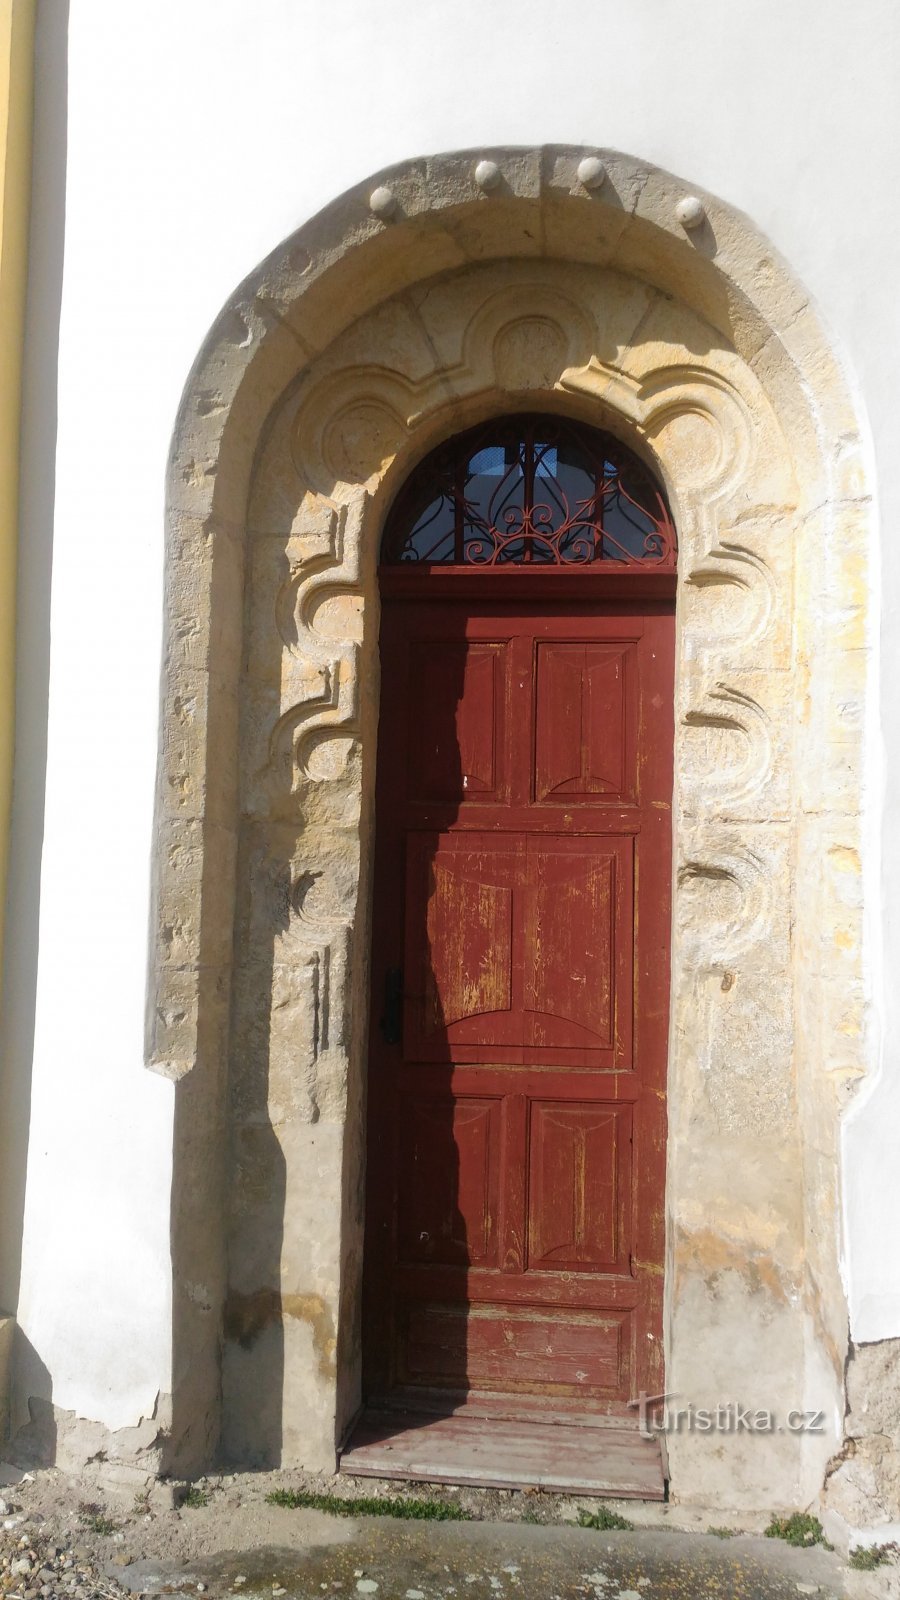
364, 588, 674, 1414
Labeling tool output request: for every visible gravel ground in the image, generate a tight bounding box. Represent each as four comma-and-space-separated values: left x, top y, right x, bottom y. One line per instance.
0, 1487, 128, 1600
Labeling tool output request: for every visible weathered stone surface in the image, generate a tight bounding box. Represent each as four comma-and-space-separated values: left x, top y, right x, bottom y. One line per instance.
824, 1340, 900, 1527
140, 148, 872, 1506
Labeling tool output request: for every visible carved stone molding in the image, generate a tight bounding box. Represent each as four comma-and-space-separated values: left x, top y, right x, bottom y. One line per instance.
155, 148, 871, 1498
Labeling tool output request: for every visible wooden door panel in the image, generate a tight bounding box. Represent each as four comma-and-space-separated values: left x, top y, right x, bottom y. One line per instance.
526, 1101, 631, 1273
404, 835, 519, 1055
407, 638, 509, 804
400, 1302, 627, 1395
366, 599, 673, 1409
405, 833, 631, 1064
397, 1096, 502, 1268
523, 838, 630, 1058
534, 641, 636, 803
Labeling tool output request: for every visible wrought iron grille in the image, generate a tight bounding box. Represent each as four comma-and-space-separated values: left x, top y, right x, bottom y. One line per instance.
381, 414, 675, 568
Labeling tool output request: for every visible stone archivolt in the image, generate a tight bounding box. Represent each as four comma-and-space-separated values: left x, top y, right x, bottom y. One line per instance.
154, 148, 870, 1504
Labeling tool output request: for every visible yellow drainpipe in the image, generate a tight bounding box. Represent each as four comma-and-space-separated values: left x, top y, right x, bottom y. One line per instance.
0, 0, 35, 987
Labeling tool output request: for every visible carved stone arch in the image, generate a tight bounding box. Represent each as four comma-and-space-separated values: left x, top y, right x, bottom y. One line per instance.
154, 147, 871, 1504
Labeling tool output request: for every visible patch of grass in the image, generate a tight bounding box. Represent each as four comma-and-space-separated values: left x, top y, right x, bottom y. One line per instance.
764, 1512, 827, 1548
181, 1486, 210, 1509
78, 1502, 118, 1537
265, 1487, 471, 1521
849, 1545, 893, 1571
577, 1506, 634, 1532
707, 1526, 737, 1539
520, 1508, 541, 1524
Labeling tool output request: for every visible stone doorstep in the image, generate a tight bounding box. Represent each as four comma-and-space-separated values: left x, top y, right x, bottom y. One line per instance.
0, 1315, 13, 1444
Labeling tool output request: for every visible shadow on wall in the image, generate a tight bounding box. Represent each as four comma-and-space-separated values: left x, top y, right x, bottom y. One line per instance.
0, 0, 69, 1436
3, 1334, 55, 1469
362, 590, 469, 1406
163, 533, 254, 1475
219, 820, 289, 1468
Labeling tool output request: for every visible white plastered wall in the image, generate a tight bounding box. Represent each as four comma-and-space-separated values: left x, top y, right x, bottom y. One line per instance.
4, 0, 898, 1447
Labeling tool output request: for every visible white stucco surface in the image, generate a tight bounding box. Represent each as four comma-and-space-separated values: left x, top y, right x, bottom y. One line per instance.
8, 0, 900, 1428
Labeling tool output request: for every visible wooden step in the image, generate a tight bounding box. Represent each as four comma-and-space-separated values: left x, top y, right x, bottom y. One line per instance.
340, 1407, 665, 1499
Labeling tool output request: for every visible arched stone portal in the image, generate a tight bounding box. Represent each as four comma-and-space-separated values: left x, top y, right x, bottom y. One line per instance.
152, 148, 871, 1507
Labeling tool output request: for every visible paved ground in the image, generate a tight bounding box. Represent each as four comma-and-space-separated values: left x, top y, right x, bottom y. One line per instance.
1, 1465, 894, 1600
116, 1520, 851, 1600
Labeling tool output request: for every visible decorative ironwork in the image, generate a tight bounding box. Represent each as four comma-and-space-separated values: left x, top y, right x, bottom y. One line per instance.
381, 414, 675, 568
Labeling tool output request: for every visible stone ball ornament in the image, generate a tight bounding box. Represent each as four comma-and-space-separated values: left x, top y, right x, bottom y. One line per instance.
577, 155, 607, 190
368, 185, 397, 220
676, 195, 706, 229
474, 158, 502, 191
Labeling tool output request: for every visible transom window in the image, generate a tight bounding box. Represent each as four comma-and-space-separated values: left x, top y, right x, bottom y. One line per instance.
381, 414, 675, 568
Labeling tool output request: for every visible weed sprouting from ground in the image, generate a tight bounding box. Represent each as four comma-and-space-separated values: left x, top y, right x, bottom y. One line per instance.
266, 1488, 471, 1521
77, 1502, 118, 1536
764, 1512, 828, 1547
707, 1526, 737, 1539
849, 1545, 894, 1570
181, 1486, 210, 1509
577, 1506, 634, 1532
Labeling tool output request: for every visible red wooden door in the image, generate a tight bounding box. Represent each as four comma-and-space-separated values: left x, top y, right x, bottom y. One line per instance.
364, 596, 673, 1413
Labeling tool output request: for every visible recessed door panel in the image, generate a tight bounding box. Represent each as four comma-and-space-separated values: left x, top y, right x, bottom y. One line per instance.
407, 639, 508, 804
404, 836, 519, 1057
534, 641, 636, 803
526, 1101, 631, 1272
523, 839, 629, 1057
397, 1096, 502, 1268
403, 833, 631, 1066
400, 1303, 627, 1394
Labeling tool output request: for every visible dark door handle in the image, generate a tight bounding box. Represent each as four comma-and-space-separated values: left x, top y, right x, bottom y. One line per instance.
381, 966, 403, 1045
